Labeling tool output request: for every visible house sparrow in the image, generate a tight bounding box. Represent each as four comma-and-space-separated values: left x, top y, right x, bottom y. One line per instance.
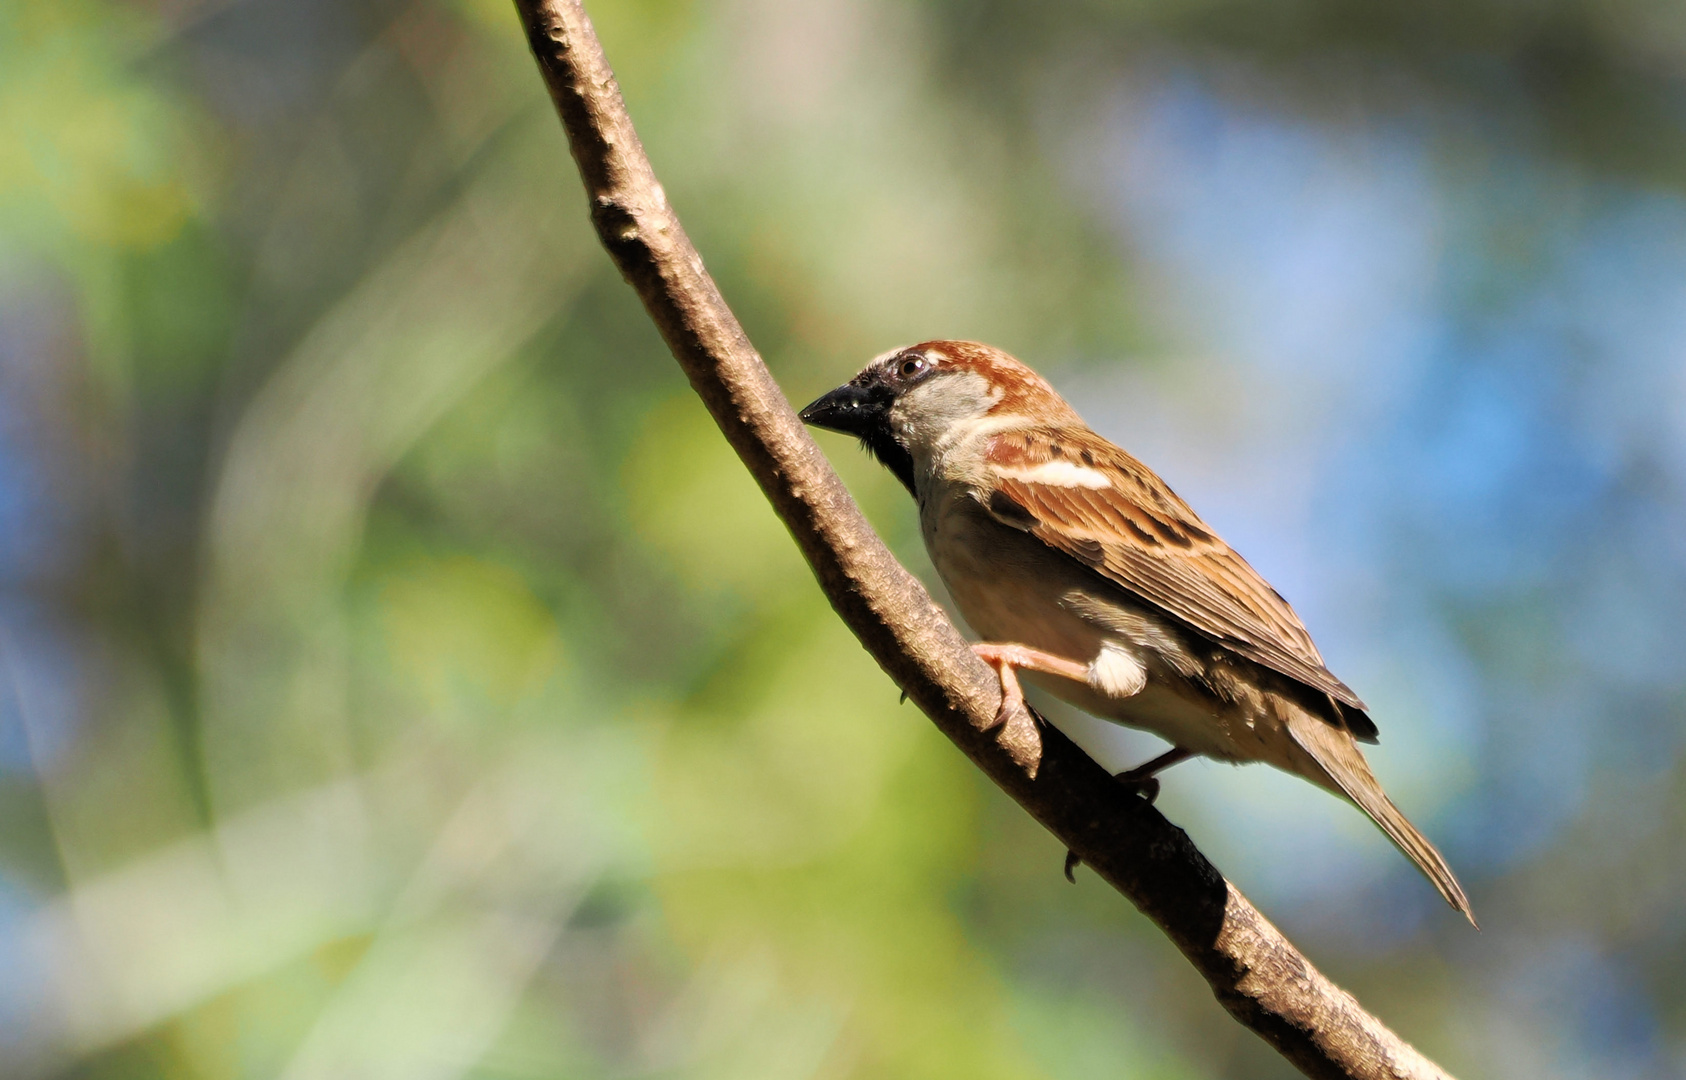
800, 340, 1474, 924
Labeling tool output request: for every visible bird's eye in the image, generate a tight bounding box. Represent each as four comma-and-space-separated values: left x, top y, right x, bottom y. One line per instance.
899, 356, 925, 378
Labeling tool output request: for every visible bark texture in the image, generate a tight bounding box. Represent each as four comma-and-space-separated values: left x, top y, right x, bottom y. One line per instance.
511, 3, 1459, 1077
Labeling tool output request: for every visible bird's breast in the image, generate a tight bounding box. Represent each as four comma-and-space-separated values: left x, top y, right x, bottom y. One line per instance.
922, 484, 1090, 651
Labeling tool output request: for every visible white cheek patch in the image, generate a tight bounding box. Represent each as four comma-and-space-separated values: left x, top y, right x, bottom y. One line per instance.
889, 371, 1000, 455
1087, 641, 1147, 699
997, 461, 1113, 489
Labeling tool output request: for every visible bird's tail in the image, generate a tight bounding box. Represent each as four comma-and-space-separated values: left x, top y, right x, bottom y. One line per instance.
1286, 712, 1477, 928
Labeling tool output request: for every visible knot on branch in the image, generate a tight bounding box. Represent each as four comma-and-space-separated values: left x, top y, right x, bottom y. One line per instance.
591, 197, 648, 261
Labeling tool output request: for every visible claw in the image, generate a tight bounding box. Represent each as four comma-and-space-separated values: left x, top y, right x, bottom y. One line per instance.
969, 648, 1026, 731
968, 643, 1081, 776
1064, 849, 1081, 883
991, 663, 1025, 731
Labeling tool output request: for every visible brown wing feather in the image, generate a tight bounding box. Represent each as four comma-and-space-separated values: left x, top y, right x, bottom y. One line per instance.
984, 427, 1369, 712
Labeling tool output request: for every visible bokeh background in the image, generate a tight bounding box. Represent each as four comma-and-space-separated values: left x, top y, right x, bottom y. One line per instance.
5, 0, 1686, 1076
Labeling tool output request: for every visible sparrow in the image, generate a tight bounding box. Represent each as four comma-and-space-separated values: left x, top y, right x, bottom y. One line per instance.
800, 340, 1474, 924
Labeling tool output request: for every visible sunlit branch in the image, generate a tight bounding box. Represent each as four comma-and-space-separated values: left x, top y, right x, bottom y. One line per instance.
510, 3, 1458, 1077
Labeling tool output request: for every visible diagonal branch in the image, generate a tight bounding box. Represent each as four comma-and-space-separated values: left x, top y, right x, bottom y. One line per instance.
510, 3, 1458, 1077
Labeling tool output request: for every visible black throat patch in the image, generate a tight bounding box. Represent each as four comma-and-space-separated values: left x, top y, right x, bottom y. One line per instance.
859, 427, 916, 495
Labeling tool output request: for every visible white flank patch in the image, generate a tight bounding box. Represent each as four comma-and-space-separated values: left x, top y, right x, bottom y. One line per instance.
998, 461, 1112, 489
1087, 641, 1147, 699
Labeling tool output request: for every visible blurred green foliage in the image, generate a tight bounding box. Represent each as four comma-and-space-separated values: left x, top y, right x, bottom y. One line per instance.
5, 0, 1686, 1078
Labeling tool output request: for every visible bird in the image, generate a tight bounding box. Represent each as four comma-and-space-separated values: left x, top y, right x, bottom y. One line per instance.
799, 340, 1474, 924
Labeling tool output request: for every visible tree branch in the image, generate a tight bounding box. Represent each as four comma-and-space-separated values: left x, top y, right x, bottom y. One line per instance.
510, 3, 1459, 1077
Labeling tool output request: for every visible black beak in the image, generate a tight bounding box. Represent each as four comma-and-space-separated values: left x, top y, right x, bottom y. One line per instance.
798, 379, 894, 437
799, 373, 917, 494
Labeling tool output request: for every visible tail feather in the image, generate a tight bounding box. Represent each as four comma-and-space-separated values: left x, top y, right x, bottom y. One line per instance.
1286, 713, 1477, 928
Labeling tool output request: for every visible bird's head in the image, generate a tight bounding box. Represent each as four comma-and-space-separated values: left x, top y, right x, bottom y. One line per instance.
799, 340, 1079, 492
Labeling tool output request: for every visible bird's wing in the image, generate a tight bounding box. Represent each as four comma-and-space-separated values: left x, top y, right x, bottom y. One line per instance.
980, 425, 1369, 713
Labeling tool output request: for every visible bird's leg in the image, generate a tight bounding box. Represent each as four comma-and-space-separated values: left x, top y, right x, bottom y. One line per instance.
1113, 746, 1194, 803
970, 643, 1090, 730
968, 643, 1192, 883
1063, 746, 1195, 883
